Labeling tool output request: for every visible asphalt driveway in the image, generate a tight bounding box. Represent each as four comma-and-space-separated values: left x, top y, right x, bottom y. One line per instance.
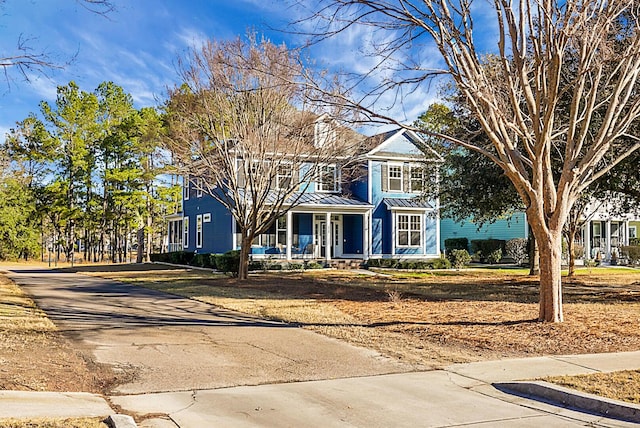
6, 266, 409, 395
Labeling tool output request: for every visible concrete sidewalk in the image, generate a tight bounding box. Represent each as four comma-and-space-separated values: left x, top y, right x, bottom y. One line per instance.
2, 351, 639, 427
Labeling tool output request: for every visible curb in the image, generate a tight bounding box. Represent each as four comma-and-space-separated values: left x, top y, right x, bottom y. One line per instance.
494, 381, 640, 423
106, 414, 138, 428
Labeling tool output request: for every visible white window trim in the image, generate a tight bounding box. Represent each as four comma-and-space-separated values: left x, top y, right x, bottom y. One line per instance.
196, 178, 203, 198
183, 216, 189, 249
196, 214, 203, 249
387, 162, 403, 192
203, 213, 211, 223
395, 212, 423, 248
276, 163, 293, 190
409, 164, 425, 193
183, 175, 189, 201
630, 225, 637, 239
317, 164, 339, 193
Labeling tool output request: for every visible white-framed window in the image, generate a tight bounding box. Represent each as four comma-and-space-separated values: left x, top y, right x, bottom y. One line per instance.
314, 120, 336, 147
183, 175, 189, 201
183, 216, 189, 248
388, 163, 403, 192
409, 165, 425, 193
630, 226, 637, 239
317, 164, 339, 192
196, 214, 203, 249
276, 164, 293, 189
251, 216, 287, 248
396, 213, 422, 247
203, 213, 211, 223
195, 178, 203, 198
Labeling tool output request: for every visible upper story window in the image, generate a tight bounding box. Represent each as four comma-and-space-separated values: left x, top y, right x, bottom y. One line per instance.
195, 178, 203, 198
388, 164, 403, 192
314, 120, 336, 148
183, 175, 190, 200
317, 164, 339, 192
409, 166, 425, 193
277, 164, 293, 189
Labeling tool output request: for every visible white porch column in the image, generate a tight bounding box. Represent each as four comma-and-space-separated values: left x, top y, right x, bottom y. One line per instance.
606, 220, 612, 260
286, 211, 293, 261
390, 211, 396, 256
625, 220, 630, 246
232, 219, 237, 250
435, 210, 440, 256
325, 211, 332, 262
584, 221, 591, 260
363, 211, 370, 259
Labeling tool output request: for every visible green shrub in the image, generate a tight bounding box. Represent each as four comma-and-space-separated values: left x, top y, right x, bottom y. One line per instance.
304, 261, 324, 269
470, 239, 505, 263
486, 248, 503, 264
248, 260, 265, 271
444, 238, 469, 252
622, 246, 640, 265
214, 250, 240, 276
286, 263, 304, 270
631, 238, 640, 246
191, 253, 217, 269
505, 238, 528, 265
448, 249, 471, 269
430, 257, 452, 269
150, 253, 167, 262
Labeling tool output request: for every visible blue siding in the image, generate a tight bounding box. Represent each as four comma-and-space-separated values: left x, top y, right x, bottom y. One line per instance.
343, 214, 363, 254
440, 212, 527, 250
296, 213, 313, 252
349, 168, 369, 202
183, 189, 233, 254
425, 215, 438, 254
370, 159, 439, 257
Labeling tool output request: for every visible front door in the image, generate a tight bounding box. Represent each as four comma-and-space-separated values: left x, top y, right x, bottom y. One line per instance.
314, 216, 343, 258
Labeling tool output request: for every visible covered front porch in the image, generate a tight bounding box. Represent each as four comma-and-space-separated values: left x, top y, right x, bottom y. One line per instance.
235, 196, 372, 263
580, 218, 634, 263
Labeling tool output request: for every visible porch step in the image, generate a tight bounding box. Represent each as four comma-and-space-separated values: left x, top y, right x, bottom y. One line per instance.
326, 259, 364, 270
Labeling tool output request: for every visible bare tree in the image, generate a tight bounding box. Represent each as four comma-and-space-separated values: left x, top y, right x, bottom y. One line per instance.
302, 0, 640, 322
1, 0, 114, 86
164, 36, 357, 280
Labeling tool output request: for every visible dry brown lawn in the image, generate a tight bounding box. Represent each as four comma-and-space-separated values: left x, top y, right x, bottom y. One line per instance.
85, 265, 640, 369
546, 370, 640, 404
0, 418, 106, 428
0, 272, 118, 393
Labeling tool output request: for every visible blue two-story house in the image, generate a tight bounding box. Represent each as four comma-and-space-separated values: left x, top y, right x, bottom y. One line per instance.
166, 125, 442, 263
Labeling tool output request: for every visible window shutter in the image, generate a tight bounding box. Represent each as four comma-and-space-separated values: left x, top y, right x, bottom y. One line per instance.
381, 163, 388, 192
403, 164, 410, 193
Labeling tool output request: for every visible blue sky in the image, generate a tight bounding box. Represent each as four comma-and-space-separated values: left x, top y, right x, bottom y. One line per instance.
0, 0, 443, 139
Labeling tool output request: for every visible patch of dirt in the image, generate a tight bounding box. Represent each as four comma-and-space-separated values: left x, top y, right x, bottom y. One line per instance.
0, 274, 123, 394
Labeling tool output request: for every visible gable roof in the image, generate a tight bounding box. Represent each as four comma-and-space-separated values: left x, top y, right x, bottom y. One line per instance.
361, 128, 443, 162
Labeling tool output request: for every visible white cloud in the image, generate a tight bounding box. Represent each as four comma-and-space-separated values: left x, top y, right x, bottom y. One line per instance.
174, 27, 209, 51
26, 76, 59, 102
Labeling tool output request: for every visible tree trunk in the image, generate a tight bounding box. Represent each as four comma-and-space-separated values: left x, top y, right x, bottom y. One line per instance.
136, 227, 144, 263
145, 192, 153, 263
529, 229, 540, 275
238, 236, 251, 280
535, 229, 564, 322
